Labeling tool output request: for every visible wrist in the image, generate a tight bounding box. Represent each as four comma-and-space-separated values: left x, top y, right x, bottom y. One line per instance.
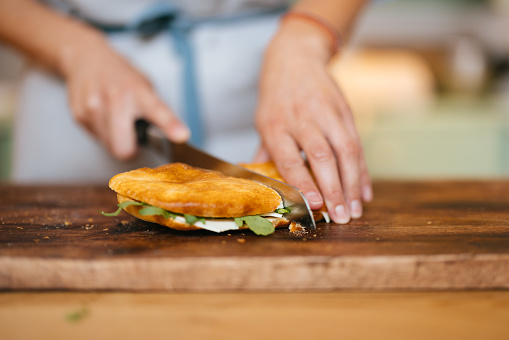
281, 11, 342, 56
274, 13, 339, 63
57, 28, 107, 77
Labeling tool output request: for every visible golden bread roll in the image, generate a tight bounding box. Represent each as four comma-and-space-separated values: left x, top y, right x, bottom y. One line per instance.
109, 163, 282, 217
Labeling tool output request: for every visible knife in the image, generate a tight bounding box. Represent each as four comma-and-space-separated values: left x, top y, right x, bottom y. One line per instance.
135, 119, 316, 229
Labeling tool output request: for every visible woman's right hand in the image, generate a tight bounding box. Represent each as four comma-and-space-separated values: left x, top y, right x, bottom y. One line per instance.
60, 34, 190, 160
0, 0, 189, 159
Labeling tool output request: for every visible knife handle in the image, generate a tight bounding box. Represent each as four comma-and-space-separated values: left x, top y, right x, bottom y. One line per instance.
135, 119, 150, 146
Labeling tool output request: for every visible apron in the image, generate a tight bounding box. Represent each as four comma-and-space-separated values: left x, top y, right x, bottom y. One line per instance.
12, 0, 290, 183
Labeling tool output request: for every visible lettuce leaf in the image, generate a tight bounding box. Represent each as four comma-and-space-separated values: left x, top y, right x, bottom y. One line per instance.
100, 200, 146, 217
184, 214, 206, 225
101, 201, 196, 224
234, 215, 275, 236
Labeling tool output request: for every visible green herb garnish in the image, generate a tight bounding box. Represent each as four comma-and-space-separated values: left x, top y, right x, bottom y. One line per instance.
100, 200, 146, 216
101, 201, 202, 225
138, 206, 176, 219
234, 215, 275, 236
66, 306, 89, 323
184, 214, 206, 225
275, 208, 290, 214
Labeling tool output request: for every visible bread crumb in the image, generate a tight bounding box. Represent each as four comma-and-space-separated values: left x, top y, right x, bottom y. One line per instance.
16, 227, 23, 230
64, 221, 72, 226
103, 228, 109, 231
43, 236, 50, 239
33, 239, 40, 244
427, 221, 432, 224
120, 221, 128, 225
289, 222, 307, 234
237, 238, 246, 244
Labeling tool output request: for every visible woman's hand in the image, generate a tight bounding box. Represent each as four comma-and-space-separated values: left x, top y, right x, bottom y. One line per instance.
255, 18, 372, 224
60, 35, 189, 160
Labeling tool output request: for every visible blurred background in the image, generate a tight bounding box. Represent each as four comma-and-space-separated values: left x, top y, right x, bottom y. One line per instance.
0, 0, 508, 181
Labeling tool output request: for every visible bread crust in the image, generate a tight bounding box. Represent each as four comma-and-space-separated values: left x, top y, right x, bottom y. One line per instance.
109, 163, 282, 218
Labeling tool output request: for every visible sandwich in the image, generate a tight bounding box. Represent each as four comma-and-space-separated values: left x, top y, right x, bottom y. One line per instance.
102, 162, 292, 235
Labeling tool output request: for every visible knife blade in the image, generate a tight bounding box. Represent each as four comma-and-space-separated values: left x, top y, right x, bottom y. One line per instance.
135, 119, 316, 229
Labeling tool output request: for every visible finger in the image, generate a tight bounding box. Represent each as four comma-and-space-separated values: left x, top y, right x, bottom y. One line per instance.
68, 80, 95, 136
107, 90, 137, 160
86, 91, 108, 144
295, 118, 351, 224
137, 86, 190, 143
359, 147, 373, 202
260, 123, 324, 211
327, 89, 367, 215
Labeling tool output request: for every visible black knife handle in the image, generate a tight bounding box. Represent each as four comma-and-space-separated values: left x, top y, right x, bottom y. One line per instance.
135, 119, 150, 146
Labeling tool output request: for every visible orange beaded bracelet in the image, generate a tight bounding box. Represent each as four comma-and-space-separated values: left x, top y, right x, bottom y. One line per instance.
281, 10, 343, 54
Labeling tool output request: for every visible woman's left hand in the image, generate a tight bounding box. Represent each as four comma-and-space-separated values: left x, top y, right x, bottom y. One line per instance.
254, 18, 372, 224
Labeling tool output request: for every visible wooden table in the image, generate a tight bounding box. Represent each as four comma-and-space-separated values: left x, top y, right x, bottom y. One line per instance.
1, 181, 508, 339
1, 291, 508, 340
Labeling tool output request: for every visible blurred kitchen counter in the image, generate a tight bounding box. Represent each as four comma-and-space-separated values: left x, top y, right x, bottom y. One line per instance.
359, 96, 509, 179
1, 291, 507, 340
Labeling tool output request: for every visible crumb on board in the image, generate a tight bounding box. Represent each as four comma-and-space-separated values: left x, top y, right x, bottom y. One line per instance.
120, 221, 129, 225
43, 236, 50, 239
33, 239, 40, 244
64, 221, 72, 226
237, 238, 246, 244
289, 222, 307, 235
103, 228, 109, 231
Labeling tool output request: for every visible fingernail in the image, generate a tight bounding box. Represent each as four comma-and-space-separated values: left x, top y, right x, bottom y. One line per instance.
305, 191, 322, 205
350, 200, 362, 219
334, 205, 350, 224
363, 185, 373, 202
171, 125, 190, 142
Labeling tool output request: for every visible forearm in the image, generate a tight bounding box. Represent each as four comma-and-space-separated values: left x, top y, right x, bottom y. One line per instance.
0, 0, 107, 76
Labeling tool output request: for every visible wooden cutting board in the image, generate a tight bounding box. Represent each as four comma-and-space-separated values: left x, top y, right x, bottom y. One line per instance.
1, 181, 508, 291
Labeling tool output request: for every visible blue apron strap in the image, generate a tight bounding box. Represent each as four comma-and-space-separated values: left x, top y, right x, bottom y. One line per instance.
128, 3, 204, 147
170, 23, 204, 147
